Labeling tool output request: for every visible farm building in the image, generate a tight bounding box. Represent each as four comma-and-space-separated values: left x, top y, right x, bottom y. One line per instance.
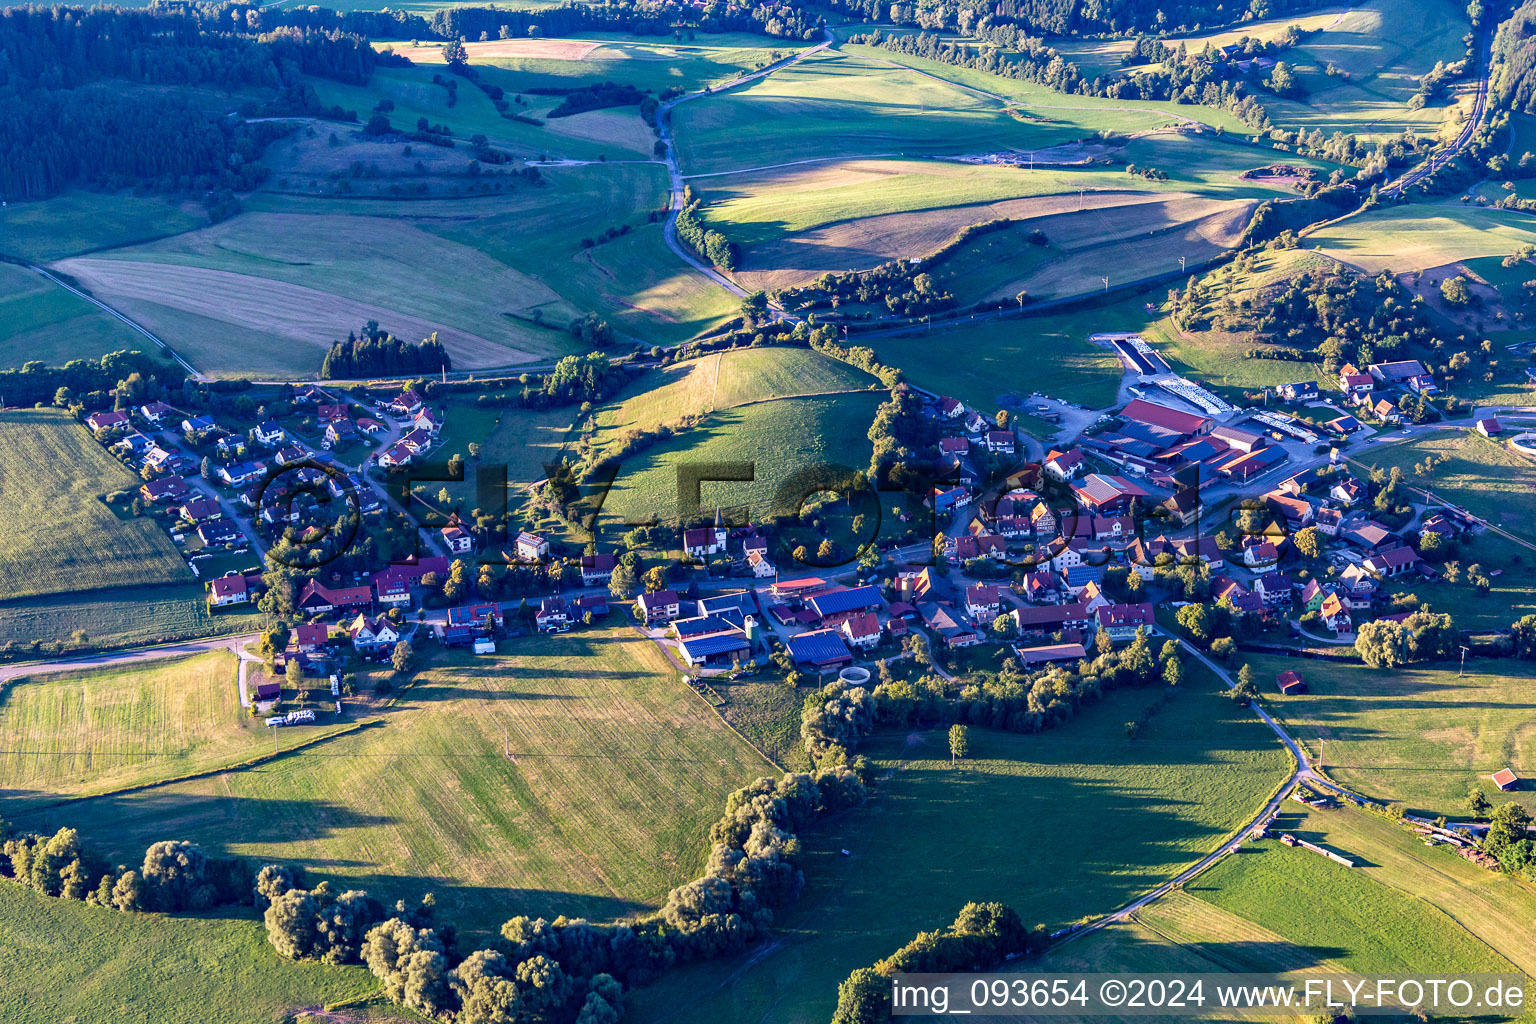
1493, 768, 1520, 792
636, 589, 682, 624
1014, 643, 1087, 667
785, 629, 853, 670
1276, 670, 1307, 695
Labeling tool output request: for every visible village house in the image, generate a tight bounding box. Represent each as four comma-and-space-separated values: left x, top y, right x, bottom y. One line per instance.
1338, 364, 1375, 400
216, 461, 265, 487
747, 549, 777, 578
441, 524, 474, 555
1011, 600, 1097, 640
1071, 473, 1148, 515
315, 403, 351, 424
208, 574, 252, 607
398, 427, 433, 453
963, 584, 1002, 622
1368, 359, 1437, 395
636, 589, 682, 625
357, 417, 385, 435
386, 390, 424, 417
349, 614, 400, 652
138, 400, 174, 426
1371, 397, 1400, 424
1277, 381, 1318, 402
254, 420, 285, 447
86, 410, 130, 433
939, 436, 970, 456
985, 430, 1016, 455
1251, 573, 1293, 608
1212, 576, 1264, 616
937, 396, 965, 419
1364, 547, 1423, 578
1330, 477, 1364, 506
931, 484, 972, 513
1242, 537, 1281, 568
325, 420, 358, 447
580, 553, 616, 585
1017, 570, 1057, 603
537, 597, 573, 632
216, 434, 248, 459
292, 623, 331, 654
197, 519, 242, 548
413, 407, 442, 435
1319, 591, 1353, 633
840, 612, 882, 651
1044, 448, 1086, 482
1313, 507, 1343, 536
1263, 490, 1314, 528
181, 413, 217, 437
377, 442, 412, 467
515, 532, 549, 562
1096, 602, 1154, 641
179, 497, 223, 524
140, 475, 190, 504
297, 578, 373, 615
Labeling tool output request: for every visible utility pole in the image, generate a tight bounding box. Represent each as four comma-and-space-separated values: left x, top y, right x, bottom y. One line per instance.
1101, 276, 1110, 293
1179, 256, 1187, 273
1459, 644, 1470, 677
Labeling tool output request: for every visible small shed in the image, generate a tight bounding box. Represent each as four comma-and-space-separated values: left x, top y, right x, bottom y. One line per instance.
1493, 768, 1520, 791
1276, 669, 1307, 695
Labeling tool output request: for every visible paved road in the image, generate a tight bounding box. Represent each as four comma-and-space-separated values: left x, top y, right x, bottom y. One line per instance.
1056, 639, 1362, 946
655, 32, 835, 309
0, 633, 259, 685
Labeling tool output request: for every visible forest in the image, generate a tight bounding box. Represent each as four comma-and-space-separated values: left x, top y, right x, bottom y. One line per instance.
319, 324, 453, 380
1493, 0, 1536, 112
0, 5, 387, 198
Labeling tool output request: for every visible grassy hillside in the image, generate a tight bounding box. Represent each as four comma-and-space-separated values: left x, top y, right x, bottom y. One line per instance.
10, 630, 771, 942
598, 391, 887, 526
627, 662, 1292, 1024
1309, 206, 1536, 275
0, 884, 381, 1024
589, 347, 879, 455
0, 583, 263, 653
867, 291, 1132, 410
1252, 653, 1536, 817
0, 409, 191, 602
0, 264, 148, 371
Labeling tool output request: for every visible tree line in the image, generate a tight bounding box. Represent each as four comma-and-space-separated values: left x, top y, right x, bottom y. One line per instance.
320, 322, 453, 379
824, 0, 1328, 36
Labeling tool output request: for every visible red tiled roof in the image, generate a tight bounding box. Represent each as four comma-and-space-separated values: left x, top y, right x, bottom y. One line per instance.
1120, 398, 1211, 436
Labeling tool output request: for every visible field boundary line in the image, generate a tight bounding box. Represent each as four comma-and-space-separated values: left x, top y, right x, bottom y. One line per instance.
631, 626, 783, 772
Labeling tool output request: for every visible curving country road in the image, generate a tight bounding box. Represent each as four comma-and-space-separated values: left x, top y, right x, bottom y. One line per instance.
1380, 25, 1495, 198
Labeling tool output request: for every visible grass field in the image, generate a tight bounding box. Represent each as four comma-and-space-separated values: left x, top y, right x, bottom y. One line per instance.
0, 193, 203, 263
589, 347, 879, 455
394, 32, 802, 95
1252, 652, 1536, 816
597, 391, 887, 526
1353, 429, 1536, 543
0, 584, 264, 653
1257, 0, 1473, 140
0, 653, 284, 811
0, 264, 148, 370
9, 630, 771, 941
1309, 206, 1536, 275
0, 884, 381, 1024
627, 662, 1292, 1024
865, 291, 1134, 410
0, 409, 191, 602
425, 400, 578, 515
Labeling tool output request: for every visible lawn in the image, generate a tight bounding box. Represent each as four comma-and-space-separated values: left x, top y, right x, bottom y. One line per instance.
0, 652, 282, 811
0, 264, 148, 370
0, 883, 382, 1024
866, 291, 1134, 411
713, 675, 812, 772
0, 192, 203, 263
424, 400, 578, 514
0, 583, 264, 653
1309, 205, 1536, 276
627, 661, 1292, 1024
8, 629, 772, 942
1250, 652, 1536, 817
588, 347, 879, 459
1353, 429, 1536, 544
0, 409, 191, 602
597, 391, 887, 527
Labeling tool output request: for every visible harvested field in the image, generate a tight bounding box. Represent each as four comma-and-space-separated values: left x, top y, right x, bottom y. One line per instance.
731, 190, 1174, 291
54, 259, 540, 372
439, 38, 602, 61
